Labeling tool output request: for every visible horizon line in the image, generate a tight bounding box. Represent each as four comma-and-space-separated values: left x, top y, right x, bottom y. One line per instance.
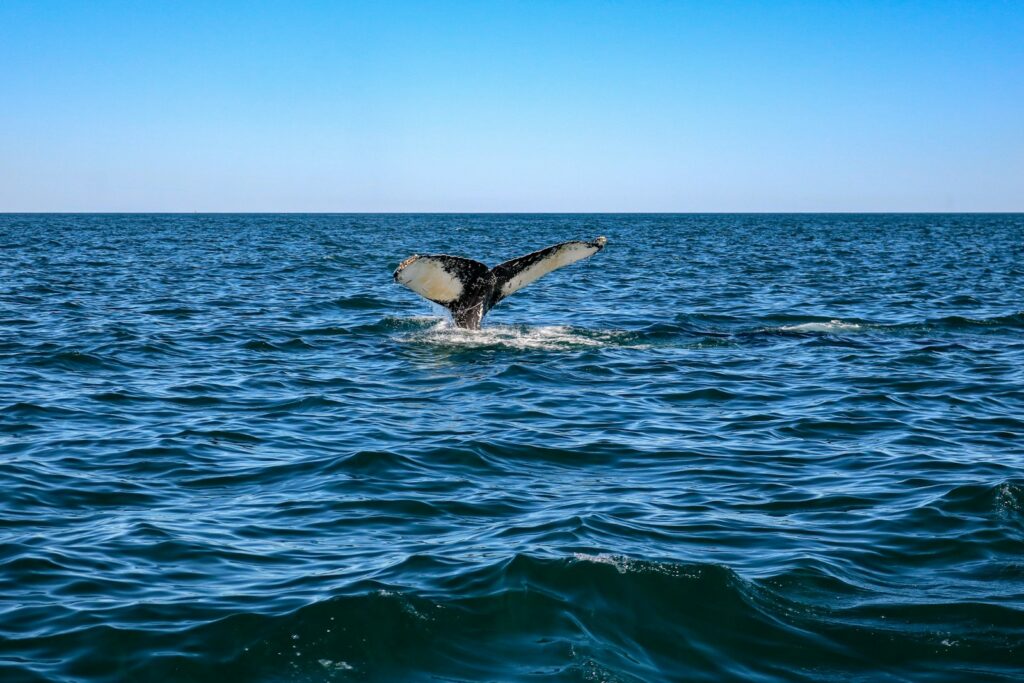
3, 211, 1023, 216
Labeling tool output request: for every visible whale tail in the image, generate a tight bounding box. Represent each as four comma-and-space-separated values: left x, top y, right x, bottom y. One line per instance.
393, 237, 607, 329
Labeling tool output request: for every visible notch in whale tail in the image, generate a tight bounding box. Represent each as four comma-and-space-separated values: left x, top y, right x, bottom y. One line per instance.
393, 237, 607, 329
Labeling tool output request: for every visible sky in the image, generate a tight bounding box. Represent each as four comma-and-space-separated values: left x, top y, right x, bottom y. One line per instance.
0, 1, 1021, 212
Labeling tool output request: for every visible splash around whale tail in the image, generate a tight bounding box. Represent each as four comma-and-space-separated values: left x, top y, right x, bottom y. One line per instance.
393, 237, 607, 329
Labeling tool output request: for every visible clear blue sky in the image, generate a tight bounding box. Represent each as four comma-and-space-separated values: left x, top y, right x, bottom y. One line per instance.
1, 1, 1021, 212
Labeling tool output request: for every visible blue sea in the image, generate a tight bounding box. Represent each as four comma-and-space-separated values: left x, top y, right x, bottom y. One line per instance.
1, 214, 1023, 682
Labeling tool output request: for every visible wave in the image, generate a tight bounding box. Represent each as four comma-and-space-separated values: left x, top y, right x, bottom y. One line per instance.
25, 348, 127, 371
329, 294, 390, 310
766, 311, 1024, 336
7, 552, 1021, 682
776, 319, 865, 334
143, 306, 201, 317
922, 311, 1024, 330
241, 338, 316, 352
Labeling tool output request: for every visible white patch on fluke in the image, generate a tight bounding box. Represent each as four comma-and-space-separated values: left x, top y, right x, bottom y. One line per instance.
394, 256, 464, 304
499, 242, 601, 297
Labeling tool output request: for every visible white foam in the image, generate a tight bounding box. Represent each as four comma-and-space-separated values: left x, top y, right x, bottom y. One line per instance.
573, 552, 633, 573
399, 320, 640, 350
572, 553, 703, 579
778, 320, 863, 333
319, 659, 354, 671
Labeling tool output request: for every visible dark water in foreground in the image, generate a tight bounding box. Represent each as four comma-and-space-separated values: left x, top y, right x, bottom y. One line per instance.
1, 214, 1023, 682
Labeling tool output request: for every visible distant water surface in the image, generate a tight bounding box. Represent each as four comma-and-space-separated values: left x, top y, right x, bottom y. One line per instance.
1, 214, 1023, 682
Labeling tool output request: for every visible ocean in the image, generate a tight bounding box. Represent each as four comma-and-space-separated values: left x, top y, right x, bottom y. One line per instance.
1, 213, 1022, 682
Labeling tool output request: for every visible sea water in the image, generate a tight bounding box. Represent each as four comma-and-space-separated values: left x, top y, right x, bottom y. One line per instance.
1, 214, 1022, 681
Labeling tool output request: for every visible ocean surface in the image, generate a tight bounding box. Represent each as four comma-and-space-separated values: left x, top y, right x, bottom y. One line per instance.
1, 214, 1023, 682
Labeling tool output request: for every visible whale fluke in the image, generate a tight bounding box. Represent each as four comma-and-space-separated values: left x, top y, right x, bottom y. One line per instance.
393, 237, 607, 329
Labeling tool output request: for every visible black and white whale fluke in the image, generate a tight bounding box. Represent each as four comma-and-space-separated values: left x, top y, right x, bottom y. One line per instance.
393, 237, 607, 329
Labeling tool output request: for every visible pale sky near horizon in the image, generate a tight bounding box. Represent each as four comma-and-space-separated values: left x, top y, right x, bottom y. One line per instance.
1, 1, 1022, 212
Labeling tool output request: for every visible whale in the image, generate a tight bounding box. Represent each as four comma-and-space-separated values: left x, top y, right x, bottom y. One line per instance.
393, 237, 607, 329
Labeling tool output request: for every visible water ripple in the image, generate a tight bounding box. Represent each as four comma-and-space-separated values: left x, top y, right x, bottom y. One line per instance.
1, 214, 1023, 681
